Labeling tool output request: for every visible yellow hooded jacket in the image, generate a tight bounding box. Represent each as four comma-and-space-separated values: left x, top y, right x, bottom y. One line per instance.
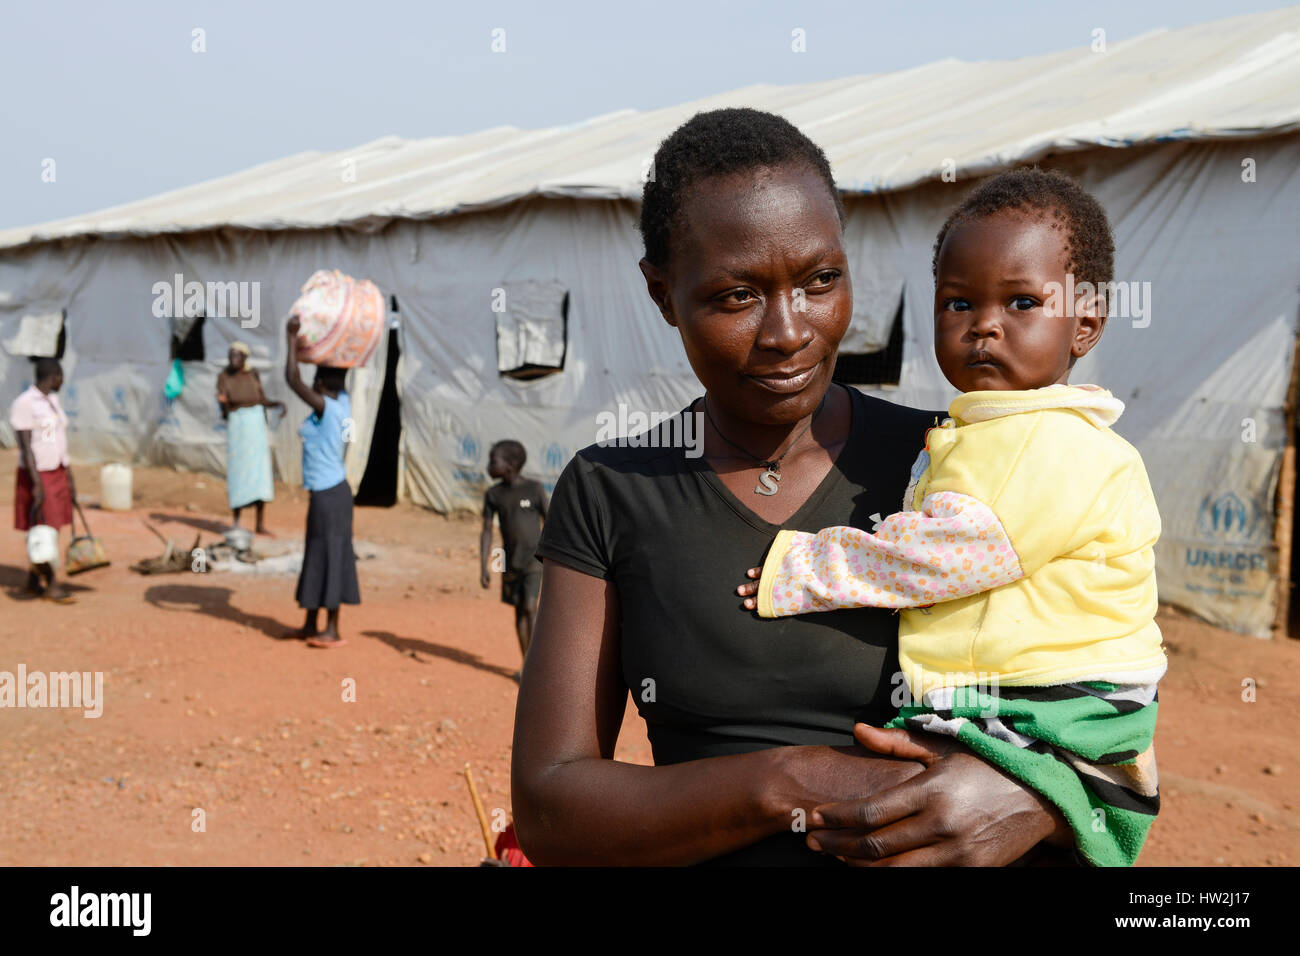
756, 385, 1166, 699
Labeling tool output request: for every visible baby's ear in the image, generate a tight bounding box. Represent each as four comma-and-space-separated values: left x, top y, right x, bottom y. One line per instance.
1072, 282, 1107, 357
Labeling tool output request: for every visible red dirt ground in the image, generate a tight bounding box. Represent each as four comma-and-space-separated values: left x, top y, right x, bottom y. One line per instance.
0, 447, 1295, 866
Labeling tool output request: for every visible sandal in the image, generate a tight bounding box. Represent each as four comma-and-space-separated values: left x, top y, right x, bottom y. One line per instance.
306, 636, 346, 649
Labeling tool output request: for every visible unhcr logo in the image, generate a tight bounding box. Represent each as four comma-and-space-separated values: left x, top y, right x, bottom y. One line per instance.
1197, 492, 1262, 541
1186, 490, 1268, 574
451, 432, 484, 487
542, 442, 570, 473
151, 273, 261, 328
110, 385, 129, 423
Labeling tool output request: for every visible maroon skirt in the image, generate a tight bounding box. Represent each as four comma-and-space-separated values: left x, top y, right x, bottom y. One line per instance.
14, 465, 73, 531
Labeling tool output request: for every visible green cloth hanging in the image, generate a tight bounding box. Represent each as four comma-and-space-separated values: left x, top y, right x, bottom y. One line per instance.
163, 358, 185, 400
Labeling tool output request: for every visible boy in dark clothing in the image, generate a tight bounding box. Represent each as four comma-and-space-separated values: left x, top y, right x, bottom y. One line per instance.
480, 440, 548, 663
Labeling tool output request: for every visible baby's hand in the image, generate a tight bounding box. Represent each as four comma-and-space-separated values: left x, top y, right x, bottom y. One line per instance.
736, 566, 762, 610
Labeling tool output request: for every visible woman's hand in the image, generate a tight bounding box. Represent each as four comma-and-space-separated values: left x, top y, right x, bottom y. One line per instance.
736, 565, 762, 611
286, 314, 301, 341
765, 743, 926, 821
806, 748, 1066, 866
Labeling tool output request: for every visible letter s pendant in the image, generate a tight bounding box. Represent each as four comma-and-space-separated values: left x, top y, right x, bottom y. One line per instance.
754, 469, 781, 496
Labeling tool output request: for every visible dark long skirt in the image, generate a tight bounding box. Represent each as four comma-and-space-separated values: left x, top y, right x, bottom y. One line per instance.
295, 479, 360, 610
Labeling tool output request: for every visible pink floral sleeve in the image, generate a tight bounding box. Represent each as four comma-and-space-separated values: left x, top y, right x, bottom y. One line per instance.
755, 492, 1025, 618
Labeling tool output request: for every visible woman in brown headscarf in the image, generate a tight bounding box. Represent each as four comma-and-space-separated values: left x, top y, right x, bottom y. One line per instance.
216, 342, 283, 533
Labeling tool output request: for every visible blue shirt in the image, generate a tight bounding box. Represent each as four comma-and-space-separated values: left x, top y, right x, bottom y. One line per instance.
299, 392, 350, 491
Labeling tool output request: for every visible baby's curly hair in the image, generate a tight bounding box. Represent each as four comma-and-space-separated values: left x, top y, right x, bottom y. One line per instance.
932, 168, 1115, 288
639, 108, 844, 268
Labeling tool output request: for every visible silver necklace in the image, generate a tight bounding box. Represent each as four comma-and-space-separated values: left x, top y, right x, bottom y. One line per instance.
701, 393, 828, 496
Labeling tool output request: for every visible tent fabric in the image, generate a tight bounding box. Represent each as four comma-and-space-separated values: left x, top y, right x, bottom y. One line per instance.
1, 7, 1298, 250
1, 6, 1299, 645
2, 135, 1295, 639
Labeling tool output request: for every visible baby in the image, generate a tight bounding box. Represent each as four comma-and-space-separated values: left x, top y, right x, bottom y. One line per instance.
738, 168, 1165, 866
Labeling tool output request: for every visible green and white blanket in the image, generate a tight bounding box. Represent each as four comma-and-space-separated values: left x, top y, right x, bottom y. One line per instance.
886, 680, 1159, 867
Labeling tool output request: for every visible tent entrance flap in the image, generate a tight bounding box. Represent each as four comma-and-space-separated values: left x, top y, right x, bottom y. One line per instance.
172, 315, 205, 361
356, 326, 402, 507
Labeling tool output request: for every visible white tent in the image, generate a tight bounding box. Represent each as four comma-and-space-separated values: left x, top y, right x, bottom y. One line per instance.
1, 7, 1298, 637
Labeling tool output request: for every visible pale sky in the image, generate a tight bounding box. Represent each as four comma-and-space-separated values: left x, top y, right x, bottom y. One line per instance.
1, 0, 1293, 230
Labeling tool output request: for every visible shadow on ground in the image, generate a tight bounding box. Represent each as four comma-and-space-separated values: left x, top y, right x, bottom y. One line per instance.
0, 562, 96, 601
144, 582, 289, 640
363, 629, 518, 681
148, 512, 230, 535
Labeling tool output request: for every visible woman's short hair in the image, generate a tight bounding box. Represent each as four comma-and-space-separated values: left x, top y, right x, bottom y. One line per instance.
314, 366, 348, 393
639, 107, 845, 269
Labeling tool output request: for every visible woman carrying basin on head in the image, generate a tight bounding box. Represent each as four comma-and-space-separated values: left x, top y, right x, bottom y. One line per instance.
283, 316, 359, 648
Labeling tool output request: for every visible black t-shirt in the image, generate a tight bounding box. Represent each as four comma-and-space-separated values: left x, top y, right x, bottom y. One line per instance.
537, 387, 941, 866
484, 478, 548, 573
